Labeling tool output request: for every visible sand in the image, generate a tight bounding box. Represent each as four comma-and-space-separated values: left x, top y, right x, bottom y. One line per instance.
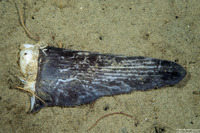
0, 0, 199, 132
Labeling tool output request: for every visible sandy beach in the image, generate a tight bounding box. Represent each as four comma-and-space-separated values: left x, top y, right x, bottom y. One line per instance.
0, 0, 199, 132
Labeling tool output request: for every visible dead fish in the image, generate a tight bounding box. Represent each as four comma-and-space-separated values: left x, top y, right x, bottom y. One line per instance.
19, 43, 186, 113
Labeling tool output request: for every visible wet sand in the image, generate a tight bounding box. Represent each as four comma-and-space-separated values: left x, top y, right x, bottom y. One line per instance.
0, 0, 199, 132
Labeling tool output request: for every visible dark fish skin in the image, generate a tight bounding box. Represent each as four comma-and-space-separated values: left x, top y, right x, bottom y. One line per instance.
32, 46, 186, 113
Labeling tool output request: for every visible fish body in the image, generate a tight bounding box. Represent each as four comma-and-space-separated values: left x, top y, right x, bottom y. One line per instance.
19, 44, 186, 113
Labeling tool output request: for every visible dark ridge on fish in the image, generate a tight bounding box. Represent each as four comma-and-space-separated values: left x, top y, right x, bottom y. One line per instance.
32, 46, 186, 113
